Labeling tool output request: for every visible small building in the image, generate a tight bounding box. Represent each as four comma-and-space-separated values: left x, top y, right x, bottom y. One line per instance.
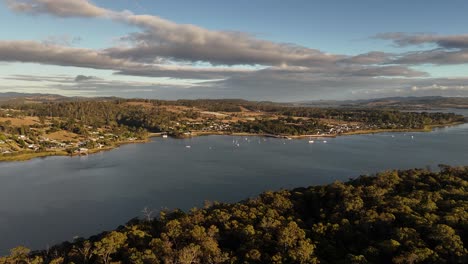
76, 148, 89, 155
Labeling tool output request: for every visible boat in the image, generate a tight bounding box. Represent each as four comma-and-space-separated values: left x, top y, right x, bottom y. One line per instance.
185, 145, 191, 148
323, 140, 327, 143
308, 140, 314, 144
162, 134, 168, 138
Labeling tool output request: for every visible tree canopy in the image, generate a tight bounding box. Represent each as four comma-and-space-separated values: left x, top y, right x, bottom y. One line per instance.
1, 166, 466, 263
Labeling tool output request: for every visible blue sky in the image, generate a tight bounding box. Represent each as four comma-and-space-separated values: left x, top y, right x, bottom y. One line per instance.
1, 0, 468, 101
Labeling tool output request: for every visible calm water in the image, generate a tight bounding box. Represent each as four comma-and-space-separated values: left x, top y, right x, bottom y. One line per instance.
0, 112, 467, 254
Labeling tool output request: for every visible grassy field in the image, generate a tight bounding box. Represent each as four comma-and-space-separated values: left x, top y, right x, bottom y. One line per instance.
46, 130, 81, 141
0, 117, 39, 126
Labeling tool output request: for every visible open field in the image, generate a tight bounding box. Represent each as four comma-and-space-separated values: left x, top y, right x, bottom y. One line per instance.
46, 131, 81, 141
0, 117, 39, 126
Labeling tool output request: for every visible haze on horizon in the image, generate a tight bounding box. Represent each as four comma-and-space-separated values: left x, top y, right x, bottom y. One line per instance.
1, 0, 468, 101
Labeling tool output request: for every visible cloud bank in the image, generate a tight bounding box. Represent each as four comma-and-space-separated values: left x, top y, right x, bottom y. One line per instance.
2, 0, 468, 100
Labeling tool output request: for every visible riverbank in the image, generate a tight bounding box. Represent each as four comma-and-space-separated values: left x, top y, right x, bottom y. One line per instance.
0, 138, 149, 162
1, 121, 464, 163
186, 121, 465, 138
341, 121, 466, 136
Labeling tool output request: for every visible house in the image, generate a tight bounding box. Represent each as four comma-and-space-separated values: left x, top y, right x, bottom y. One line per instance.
76, 148, 89, 155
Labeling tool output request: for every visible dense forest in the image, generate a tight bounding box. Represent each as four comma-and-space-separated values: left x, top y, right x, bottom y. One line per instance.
1, 166, 466, 263
231, 117, 329, 135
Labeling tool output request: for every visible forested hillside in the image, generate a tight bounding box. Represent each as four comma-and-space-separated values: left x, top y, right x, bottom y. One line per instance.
1, 166, 466, 264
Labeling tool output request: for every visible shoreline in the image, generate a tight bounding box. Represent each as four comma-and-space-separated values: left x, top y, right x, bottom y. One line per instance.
0, 138, 150, 163
1, 121, 464, 163
185, 121, 466, 138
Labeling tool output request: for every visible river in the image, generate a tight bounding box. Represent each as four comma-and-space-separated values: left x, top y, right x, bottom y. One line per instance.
0, 109, 467, 254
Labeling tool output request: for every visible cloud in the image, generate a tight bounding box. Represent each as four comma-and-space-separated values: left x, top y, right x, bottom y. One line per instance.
214, 72, 468, 101
0, 40, 254, 79
375, 32, 468, 49
0, 73, 202, 97
374, 33, 468, 65
4, 0, 468, 100
5, 0, 107, 17
0, 37, 422, 82
114, 67, 250, 79
3, 0, 347, 68
4, 0, 432, 79
74, 75, 95, 82
390, 49, 468, 65
0, 40, 133, 69
342, 65, 427, 77
2, 74, 71, 82
4, 73, 468, 101
341, 52, 393, 65
107, 30, 342, 67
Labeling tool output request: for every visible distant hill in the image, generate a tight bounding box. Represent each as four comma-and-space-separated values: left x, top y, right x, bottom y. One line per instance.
0, 92, 118, 104
0, 92, 67, 102
296, 96, 468, 109
1, 93, 467, 109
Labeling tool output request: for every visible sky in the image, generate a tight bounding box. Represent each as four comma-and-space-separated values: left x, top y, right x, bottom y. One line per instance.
1, 0, 468, 101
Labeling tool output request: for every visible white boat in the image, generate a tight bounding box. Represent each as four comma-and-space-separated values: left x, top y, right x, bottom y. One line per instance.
185, 145, 191, 148
323, 140, 327, 143
308, 140, 314, 144
162, 134, 168, 138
